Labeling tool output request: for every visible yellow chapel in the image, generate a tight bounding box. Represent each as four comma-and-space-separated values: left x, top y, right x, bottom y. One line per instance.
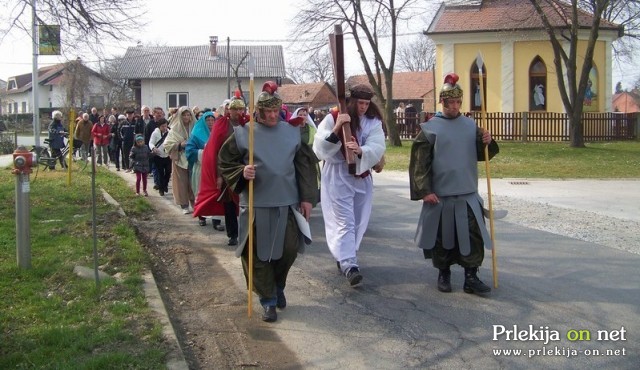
425, 0, 623, 113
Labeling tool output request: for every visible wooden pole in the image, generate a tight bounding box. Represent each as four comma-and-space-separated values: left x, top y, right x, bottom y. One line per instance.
247, 55, 255, 318
476, 52, 498, 288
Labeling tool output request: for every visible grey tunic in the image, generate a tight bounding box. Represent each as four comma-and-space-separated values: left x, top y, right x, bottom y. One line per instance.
218, 121, 318, 261
409, 114, 499, 256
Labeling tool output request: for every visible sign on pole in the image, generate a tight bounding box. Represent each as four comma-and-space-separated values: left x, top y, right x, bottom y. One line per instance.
39, 25, 61, 55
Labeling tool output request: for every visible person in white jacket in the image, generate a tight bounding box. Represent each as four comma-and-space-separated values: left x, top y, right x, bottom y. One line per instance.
149, 118, 172, 196
313, 84, 386, 287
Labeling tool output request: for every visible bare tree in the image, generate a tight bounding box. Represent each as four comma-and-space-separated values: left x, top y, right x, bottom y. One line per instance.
291, 0, 432, 146
1, 0, 145, 62
397, 35, 436, 72
230, 51, 251, 102
287, 49, 335, 84
528, 0, 635, 147
99, 56, 134, 109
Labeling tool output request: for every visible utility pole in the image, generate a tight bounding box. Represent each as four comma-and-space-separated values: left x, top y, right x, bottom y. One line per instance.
32, 1, 40, 149
227, 37, 231, 98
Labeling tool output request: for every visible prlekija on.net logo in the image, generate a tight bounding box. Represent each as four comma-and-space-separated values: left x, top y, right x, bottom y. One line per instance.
493, 324, 627, 345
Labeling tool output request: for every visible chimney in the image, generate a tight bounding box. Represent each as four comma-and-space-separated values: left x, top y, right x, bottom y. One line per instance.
209, 36, 218, 59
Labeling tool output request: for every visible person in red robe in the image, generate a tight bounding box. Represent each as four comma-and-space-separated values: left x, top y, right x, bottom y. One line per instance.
193, 96, 249, 246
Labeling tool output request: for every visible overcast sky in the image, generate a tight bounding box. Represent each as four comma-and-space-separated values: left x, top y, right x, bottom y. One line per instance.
0, 0, 368, 81
0, 0, 637, 90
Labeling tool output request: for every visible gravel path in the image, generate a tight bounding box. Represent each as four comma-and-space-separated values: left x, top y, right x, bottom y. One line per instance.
483, 193, 640, 255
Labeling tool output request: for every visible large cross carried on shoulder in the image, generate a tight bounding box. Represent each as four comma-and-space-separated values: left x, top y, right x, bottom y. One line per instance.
329, 24, 357, 175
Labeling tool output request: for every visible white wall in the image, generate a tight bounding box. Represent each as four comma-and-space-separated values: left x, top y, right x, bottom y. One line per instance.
141, 77, 273, 111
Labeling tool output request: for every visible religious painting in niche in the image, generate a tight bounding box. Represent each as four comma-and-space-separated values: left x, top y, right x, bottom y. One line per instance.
470, 62, 486, 111
582, 67, 598, 112
529, 57, 546, 111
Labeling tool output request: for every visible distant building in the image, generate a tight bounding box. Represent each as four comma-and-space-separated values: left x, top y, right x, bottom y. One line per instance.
278, 82, 337, 111
2, 60, 114, 117
346, 71, 435, 112
612, 91, 640, 113
118, 40, 287, 110
0, 79, 6, 116
425, 0, 622, 113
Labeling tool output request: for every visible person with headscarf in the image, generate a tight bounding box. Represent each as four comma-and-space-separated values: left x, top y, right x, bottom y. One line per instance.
292, 106, 320, 206
218, 81, 318, 322
313, 84, 386, 288
164, 106, 196, 214
194, 96, 249, 246
409, 73, 499, 295
186, 110, 223, 229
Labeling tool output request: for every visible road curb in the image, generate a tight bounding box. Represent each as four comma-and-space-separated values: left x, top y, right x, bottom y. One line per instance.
100, 179, 189, 370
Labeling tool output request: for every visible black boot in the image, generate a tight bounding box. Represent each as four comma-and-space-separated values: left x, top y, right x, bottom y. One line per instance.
437, 268, 452, 292
463, 267, 491, 294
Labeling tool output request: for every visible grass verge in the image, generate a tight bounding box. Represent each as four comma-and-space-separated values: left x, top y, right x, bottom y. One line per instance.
384, 140, 640, 178
0, 164, 169, 369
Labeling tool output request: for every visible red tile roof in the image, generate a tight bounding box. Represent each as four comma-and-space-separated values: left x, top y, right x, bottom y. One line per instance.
346, 71, 434, 101
278, 82, 337, 109
427, 0, 621, 34
612, 92, 640, 113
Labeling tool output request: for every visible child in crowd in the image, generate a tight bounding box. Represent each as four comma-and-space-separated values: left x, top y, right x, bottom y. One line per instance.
129, 134, 152, 196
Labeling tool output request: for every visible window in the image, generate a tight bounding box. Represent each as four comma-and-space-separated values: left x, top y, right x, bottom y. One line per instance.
168, 93, 188, 109
529, 57, 547, 111
470, 62, 487, 111
21, 102, 27, 113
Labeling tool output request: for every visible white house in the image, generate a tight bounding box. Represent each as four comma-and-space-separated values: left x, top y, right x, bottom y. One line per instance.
2, 61, 114, 116
118, 40, 287, 110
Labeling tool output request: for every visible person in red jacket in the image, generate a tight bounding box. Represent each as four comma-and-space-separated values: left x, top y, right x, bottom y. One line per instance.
91, 115, 112, 167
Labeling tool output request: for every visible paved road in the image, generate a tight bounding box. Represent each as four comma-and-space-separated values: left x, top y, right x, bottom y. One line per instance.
5, 140, 638, 368
261, 171, 638, 369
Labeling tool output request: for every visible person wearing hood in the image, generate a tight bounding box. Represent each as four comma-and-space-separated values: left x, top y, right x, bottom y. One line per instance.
164, 106, 196, 214
194, 96, 250, 244
292, 106, 320, 206
186, 110, 224, 229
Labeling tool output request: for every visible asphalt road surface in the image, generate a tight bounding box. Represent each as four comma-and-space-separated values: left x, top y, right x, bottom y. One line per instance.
260, 172, 639, 369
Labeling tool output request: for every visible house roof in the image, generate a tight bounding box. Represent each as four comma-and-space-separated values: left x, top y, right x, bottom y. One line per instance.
118, 44, 286, 79
427, 0, 622, 35
612, 91, 640, 113
346, 71, 434, 101
5, 62, 103, 94
278, 82, 334, 105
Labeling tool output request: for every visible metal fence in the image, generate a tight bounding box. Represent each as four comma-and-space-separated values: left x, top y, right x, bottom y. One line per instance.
394, 112, 639, 142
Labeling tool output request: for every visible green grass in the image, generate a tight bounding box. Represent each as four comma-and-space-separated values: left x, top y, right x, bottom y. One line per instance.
384, 140, 640, 178
0, 164, 167, 369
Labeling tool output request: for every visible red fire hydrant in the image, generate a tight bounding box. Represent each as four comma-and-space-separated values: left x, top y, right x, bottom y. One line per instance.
12, 145, 35, 175
13, 145, 33, 269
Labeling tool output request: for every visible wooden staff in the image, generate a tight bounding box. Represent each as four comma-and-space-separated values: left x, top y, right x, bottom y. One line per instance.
247, 54, 255, 317
329, 24, 356, 174
476, 52, 498, 288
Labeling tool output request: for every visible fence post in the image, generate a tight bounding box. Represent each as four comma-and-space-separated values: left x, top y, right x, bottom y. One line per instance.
522, 112, 528, 142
